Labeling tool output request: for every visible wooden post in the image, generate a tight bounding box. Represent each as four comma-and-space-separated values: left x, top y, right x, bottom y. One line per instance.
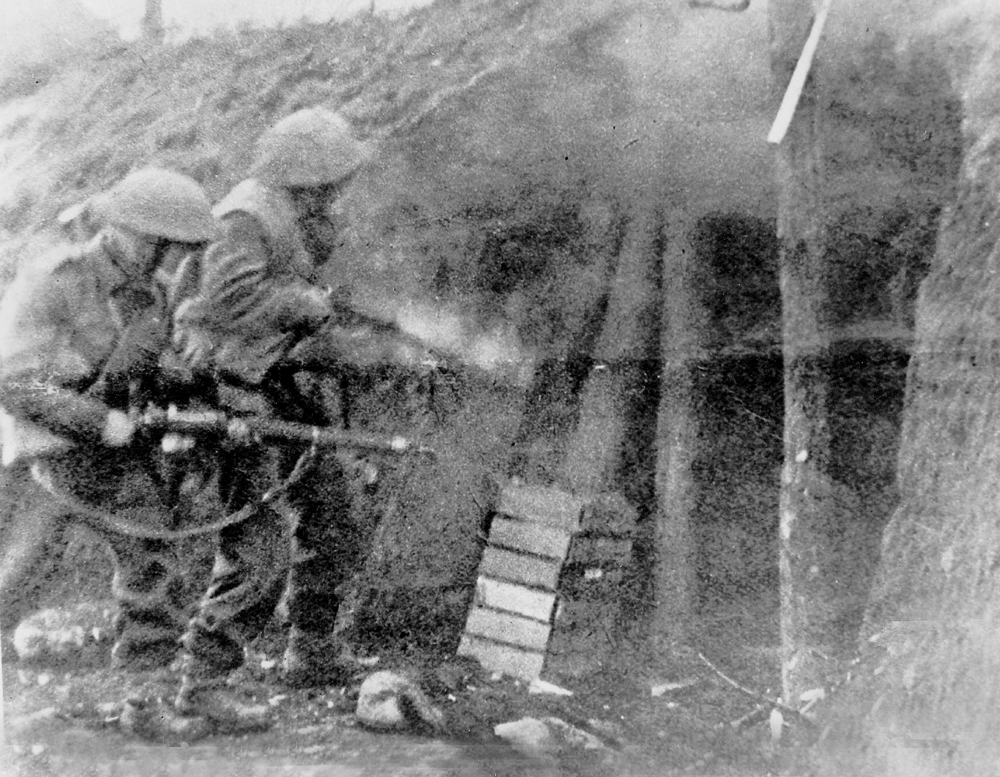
553, 202, 663, 671
559, 204, 662, 494
653, 210, 703, 643
142, 0, 164, 44
770, 0, 836, 705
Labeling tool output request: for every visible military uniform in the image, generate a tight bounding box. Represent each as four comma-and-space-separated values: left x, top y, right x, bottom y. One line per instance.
0, 168, 221, 671
172, 178, 364, 685
0, 240, 188, 668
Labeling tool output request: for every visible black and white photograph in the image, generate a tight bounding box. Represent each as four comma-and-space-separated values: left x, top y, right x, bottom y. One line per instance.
0, 0, 989, 774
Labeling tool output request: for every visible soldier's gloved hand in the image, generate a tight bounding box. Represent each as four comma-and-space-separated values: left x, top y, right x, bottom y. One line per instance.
102, 410, 136, 447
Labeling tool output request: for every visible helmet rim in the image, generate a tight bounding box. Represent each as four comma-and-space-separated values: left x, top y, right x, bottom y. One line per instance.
250, 108, 372, 188
88, 168, 221, 244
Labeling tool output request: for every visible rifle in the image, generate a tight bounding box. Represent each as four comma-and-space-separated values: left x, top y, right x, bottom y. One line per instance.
139, 405, 436, 458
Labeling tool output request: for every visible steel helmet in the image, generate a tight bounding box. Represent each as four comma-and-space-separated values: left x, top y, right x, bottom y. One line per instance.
88, 168, 221, 243
250, 108, 372, 188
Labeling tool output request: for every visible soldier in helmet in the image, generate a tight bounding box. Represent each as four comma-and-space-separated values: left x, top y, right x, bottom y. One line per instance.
161, 107, 401, 737
0, 168, 221, 671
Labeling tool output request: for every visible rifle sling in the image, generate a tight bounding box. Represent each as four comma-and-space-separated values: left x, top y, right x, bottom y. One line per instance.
30, 444, 315, 540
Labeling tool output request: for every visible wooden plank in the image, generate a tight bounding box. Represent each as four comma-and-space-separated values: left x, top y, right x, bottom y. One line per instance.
655, 210, 701, 644
489, 516, 572, 560
498, 484, 585, 531
457, 635, 545, 681
767, 0, 834, 145
464, 606, 552, 652
480, 546, 562, 591
475, 577, 557, 623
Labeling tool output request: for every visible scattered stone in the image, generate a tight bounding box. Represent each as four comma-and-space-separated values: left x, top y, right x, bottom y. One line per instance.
95, 702, 122, 718
494, 717, 552, 758
769, 708, 785, 742
494, 716, 609, 759
355, 670, 444, 734
650, 678, 698, 697
6, 707, 60, 737
528, 678, 573, 696
13, 602, 115, 668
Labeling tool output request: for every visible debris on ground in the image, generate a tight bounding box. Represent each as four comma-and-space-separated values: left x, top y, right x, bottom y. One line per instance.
494, 715, 608, 756
355, 669, 445, 733
12, 601, 116, 667
650, 678, 699, 697
528, 678, 574, 696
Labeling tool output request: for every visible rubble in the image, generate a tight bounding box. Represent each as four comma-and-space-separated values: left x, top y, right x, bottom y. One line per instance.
354, 670, 444, 734
12, 602, 116, 667
493, 715, 609, 759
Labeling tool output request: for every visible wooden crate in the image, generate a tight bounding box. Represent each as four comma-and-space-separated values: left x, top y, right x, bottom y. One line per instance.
457, 483, 636, 681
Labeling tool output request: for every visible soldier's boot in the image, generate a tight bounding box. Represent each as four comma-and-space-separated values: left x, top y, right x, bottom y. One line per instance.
281, 626, 376, 689
119, 674, 270, 743
173, 675, 271, 734
175, 627, 270, 735
110, 633, 179, 672
121, 627, 269, 742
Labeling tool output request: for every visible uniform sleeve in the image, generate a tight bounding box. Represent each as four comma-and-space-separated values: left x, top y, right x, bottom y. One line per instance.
0, 264, 113, 444
173, 213, 331, 383
288, 317, 433, 372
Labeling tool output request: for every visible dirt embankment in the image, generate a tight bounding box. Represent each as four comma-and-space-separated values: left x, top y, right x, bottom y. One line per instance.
0, 0, 964, 647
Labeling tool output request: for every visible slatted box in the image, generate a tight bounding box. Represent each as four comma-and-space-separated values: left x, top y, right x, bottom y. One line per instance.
458, 484, 636, 681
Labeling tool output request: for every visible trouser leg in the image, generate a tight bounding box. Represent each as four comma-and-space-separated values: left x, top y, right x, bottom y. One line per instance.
31, 451, 187, 670
179, 509, 288, 679
102, 533, 188, 670
179, 445, 289, 680
282, 449, 378, 686
171, 449, 286, 735
284, 449, 358, 633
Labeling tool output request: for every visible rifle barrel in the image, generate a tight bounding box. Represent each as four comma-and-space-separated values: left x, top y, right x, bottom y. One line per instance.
140, 407, 433, 457
252, 418, 428, 455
